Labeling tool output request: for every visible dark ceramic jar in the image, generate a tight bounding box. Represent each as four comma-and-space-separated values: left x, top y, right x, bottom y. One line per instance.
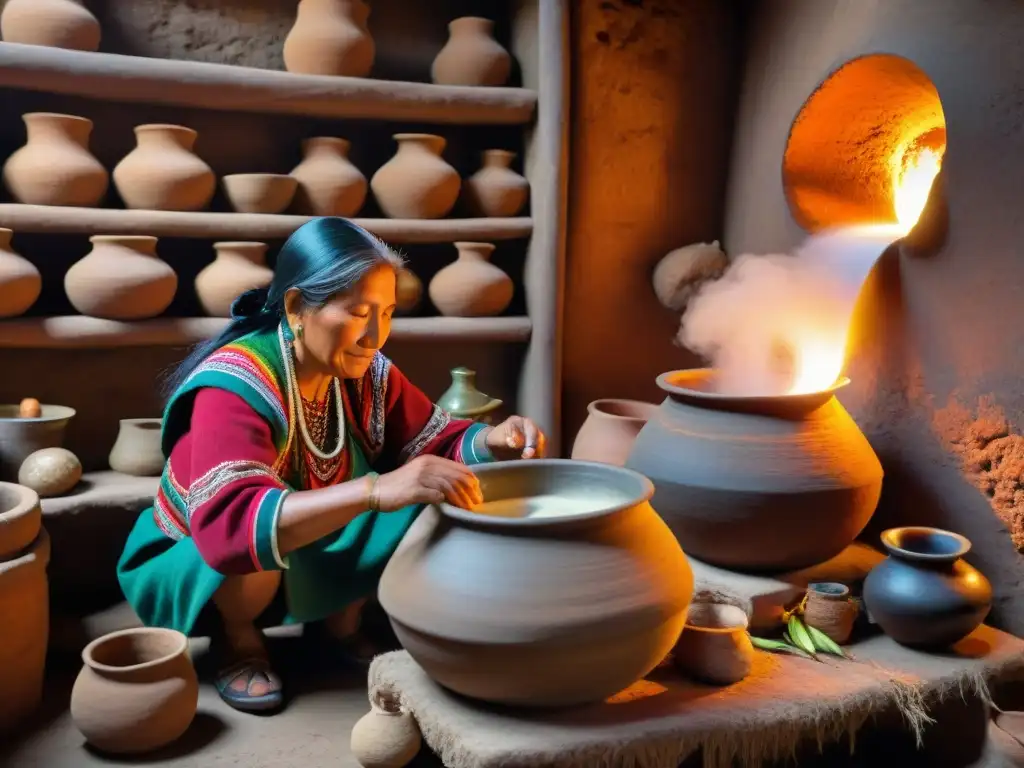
862, 527, 992, 648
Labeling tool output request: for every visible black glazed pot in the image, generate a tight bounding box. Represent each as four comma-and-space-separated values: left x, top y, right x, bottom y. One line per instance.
862, 527, 992, 648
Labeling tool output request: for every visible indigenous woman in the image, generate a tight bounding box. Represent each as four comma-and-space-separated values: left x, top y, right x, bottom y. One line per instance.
117, 217, 546, 714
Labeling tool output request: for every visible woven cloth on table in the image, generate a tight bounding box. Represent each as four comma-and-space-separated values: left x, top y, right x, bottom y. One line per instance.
367, 626, 1024, 768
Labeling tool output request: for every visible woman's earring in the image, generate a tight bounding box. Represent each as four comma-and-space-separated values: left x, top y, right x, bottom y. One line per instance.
295, 323, 304, 340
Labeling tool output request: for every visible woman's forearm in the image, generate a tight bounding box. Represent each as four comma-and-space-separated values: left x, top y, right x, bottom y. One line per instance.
276, 475, 375, 556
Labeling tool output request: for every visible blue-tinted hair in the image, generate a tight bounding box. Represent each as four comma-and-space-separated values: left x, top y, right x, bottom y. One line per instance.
162, 217, 404, 399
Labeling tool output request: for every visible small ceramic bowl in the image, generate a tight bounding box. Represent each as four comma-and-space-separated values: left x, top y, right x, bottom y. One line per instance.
222, 173, 298, 214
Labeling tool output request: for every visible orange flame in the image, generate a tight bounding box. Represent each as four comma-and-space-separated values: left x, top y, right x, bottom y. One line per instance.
893, 144, 944, 233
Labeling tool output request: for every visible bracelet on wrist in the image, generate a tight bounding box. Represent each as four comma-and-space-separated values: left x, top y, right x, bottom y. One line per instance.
366, 471, 381, 512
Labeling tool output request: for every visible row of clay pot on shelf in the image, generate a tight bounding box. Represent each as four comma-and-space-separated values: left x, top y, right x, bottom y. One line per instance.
1, 114, 530, 219
0, 232, 516, 320
2, 0, 513, 88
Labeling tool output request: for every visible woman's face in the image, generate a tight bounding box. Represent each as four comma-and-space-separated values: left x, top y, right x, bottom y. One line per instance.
289, 264, 397, 380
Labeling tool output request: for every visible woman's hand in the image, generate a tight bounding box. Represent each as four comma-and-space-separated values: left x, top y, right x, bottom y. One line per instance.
374, 455, 483, 511
485, 415, 547, 460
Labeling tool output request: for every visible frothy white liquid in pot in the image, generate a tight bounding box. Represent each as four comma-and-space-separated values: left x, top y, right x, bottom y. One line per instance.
470, 494, 599, 519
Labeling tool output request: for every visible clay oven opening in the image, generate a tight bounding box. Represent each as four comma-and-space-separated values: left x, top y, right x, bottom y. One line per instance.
782, 54, 946, 236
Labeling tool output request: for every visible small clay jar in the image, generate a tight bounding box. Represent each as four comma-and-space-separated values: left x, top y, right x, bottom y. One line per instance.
108, 419, 165, 477
370, 134, 461, 219
289, 137, 367, 217
428, 242, 513, 317
2, 113, 108, 207
221, 174, 297, 215
283, 0, 375, 77
70, 627, 199, 754
464, 149, 529, 217
673, 602, 754, 686
195, 242, 274, 318
396, 267, 423, 314
0, 0, 101, 52
571, 399, 659, 467
113, 125, 215, 212
0, 229, 41, 318
65, 236, 178, 320
803, 582, 857, 644
431, 17, 511, 86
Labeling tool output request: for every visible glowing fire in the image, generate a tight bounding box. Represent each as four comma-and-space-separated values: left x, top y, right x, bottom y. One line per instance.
892, 144, 944, 233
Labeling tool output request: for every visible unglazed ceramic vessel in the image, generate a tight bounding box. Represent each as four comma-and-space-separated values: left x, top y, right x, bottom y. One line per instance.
0, 528, 49, 732
2, 113, 108, 207
673, 602, 753, 686
0, 482, 41, 562
464, 149, 529, 217
108, 419, 165, 477
571, 399, 659, 467
221, 174, 297, 214
379, 459, 694, 707
428, 242, 513, 317
370, 134, 460, 219
0, 0, 101, 51
289, 137, 367, 217
283, 0, 374, 77
431, 17, 511, 86
626, 370, 882, 572
0, 405, 75, 483
862, 527, 992, 648
113, 125, 215, 211
65, 236, 178, 320
195, 242, 273, 318
0, 229, 41, 318
71, 627, 199, 754
395, 267, 423, 314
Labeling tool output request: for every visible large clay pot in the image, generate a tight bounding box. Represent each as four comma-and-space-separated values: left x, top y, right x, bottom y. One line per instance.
431, 17, 511, 86
65, 236, 178, 320
2, 113, 108, 207
862, 527, 992, 648
370, 134, 460, 219
0, 0, 101, 52
283, 0, 374, 77
625, 370, 882, 572
195, 242, 274, 318
289, 137, 367, 217
571, 399, 659, 467
464, 149, 529, 217
379, 459, 694, 707
108, 419, 165, 477
70, 627, 199, 754
0, 405, 75, 483
0, 529, 49, 733
428, 241, 513, 317
0, 482, 40, 564
113, 125, 215, 211
0, 228, 41, 318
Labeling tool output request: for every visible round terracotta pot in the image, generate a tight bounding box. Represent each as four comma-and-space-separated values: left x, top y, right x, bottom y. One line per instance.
673, 602, 753, 686
395, 267, 423, 314
65, 235, 178, 320
0, 482, 40, 561
108, 418, 165, 477
221, 173, 297, 214
428, 241, 513, 317
0, 404, 75, 483
571, 398, 659, 467
195, 242, 273, 318
0, 229, 41, 318
379, 459, 693, 707
113, 125, 215, 211
0, 529, 50, 732
862, 527, 992, 648
283, 0, 374, 77
289, 137, 367, 217
2, 113, 108, 207
431, 17, 511, 86
0, 0, 101, 51
71, 627, 199, 754
625, 369, 882, 572
370, 134, 460, 219
464, 149, 529, 217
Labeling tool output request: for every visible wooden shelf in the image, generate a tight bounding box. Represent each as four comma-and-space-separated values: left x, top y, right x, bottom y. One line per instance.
0, 316, 533, 348
0, 43, 537, 125
0, 205, 533, 242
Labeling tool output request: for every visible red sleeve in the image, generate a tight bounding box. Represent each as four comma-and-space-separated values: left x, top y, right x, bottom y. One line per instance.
185, 387, 291, 575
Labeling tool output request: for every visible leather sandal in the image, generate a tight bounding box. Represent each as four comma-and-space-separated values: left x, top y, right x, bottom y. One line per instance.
214, 657, 284, 713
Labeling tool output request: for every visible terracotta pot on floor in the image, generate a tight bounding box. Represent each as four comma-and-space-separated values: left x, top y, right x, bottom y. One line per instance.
571, 398, 659, 467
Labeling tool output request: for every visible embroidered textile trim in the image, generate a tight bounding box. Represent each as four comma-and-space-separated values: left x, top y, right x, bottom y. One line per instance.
188, 459, 285, 513
399, 404, 452, 463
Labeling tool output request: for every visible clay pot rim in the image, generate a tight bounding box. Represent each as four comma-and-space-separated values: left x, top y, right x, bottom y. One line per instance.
0, 480, 40, 524
0, 403, 76, 423
392, 133, 446, 150
81, 627, 189, 674
587, 398, 659, 422
213, 241, 270, 249
118, 417, 163, 428
656, 368, 850, 414
133, 124, 198, 137
449, 16, 495, 29
683, 602, 749, 633
439, 458, 655, 528
808, 581, 851, 599
222, 173, 297, 183
301, 136, 351, 149
482, 148, 516, 159
879, 526, 971, 562
89, 235, 159, 246
454, 241, 496, 254
22, 112, 92, 124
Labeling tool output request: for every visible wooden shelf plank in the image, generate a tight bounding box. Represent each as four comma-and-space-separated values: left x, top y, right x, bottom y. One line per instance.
0, 316, 532, 348
0, 205, 533, 242
0, 43, 537, 125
